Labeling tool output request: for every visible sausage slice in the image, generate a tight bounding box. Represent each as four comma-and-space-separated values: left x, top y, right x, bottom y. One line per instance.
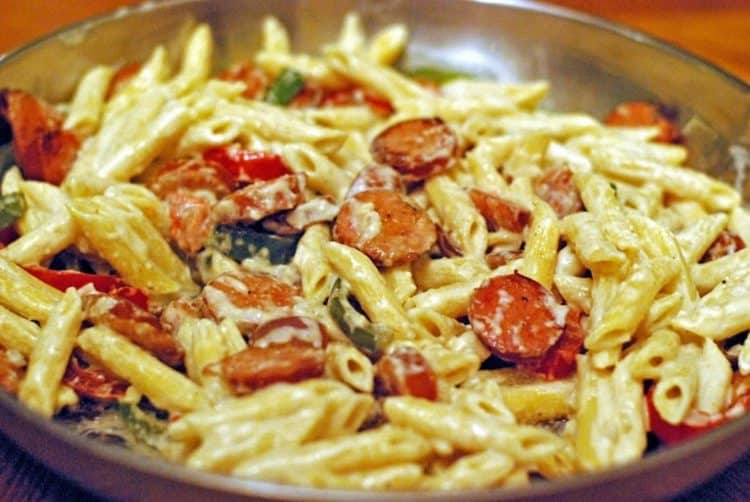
333, 190, 437, 267
533, 167, 583, 218
371, 118, 458, 181
469, 189, 531, 233
468, 273, 566, 361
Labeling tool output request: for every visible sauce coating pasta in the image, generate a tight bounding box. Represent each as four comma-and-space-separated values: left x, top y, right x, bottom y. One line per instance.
0, 13, 749, 492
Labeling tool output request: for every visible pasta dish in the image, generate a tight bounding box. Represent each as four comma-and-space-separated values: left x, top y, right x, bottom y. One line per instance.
0, 13, 749, 491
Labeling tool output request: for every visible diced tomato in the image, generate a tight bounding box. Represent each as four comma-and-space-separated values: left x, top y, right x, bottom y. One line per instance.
202, 146, 291, 185
646, 387, 724, 445
24, 266, 149, 310
647, 374, 750, 445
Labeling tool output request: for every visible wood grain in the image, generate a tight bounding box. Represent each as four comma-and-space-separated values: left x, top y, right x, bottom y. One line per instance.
0, 1, 749, 501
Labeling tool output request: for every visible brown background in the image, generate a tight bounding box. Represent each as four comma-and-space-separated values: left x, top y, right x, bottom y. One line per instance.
1, 0, 749, 82
1, 0, 750, 500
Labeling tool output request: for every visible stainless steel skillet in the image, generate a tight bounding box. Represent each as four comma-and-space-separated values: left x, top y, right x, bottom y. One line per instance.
0, 1, 749, 500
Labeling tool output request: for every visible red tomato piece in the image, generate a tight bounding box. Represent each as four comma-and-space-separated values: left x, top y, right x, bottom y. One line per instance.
333, 190, 437, 267
376, 346, 438, 400
469, 189, 531, 233
165, 191, 214, 255
647, 374, 750, 445
468, 273, 566, 361
0, 89, 79, 184
533, 167, 584, 218
202, 146, 291, 185
371, 118, 459, 181
63, 353, 129, 400
604, 101, 681, 143
646, 387, 724, 445
23, 266, 149, 310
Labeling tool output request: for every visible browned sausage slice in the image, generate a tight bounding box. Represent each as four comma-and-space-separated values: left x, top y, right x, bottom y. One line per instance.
371, 118, 458, 181
218, 342, 325, 395
604, 101, 681, 144
202, 271, 300, 332
517, 307, 585, 380
375, 346, 438, 401
346, 164, 405, 198
82, 292, 184, 367
468, 273, 566, 361
212, 173, 305, 225
533, 167, 583, 218
333, 190, 437, 267
251, 315, 328, 349
469, 189, 531, 233
261, 196, 339, 236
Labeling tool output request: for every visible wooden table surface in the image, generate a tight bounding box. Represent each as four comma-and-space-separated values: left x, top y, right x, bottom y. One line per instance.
1, 1, 749, 501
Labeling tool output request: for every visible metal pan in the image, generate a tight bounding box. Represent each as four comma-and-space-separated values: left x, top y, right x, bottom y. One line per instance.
0, 1, 749, 500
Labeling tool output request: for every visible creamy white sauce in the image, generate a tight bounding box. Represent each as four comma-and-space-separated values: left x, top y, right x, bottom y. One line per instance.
348, 198, 382, 245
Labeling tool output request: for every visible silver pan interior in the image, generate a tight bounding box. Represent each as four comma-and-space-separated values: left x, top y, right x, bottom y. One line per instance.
0, 0, 749, 500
